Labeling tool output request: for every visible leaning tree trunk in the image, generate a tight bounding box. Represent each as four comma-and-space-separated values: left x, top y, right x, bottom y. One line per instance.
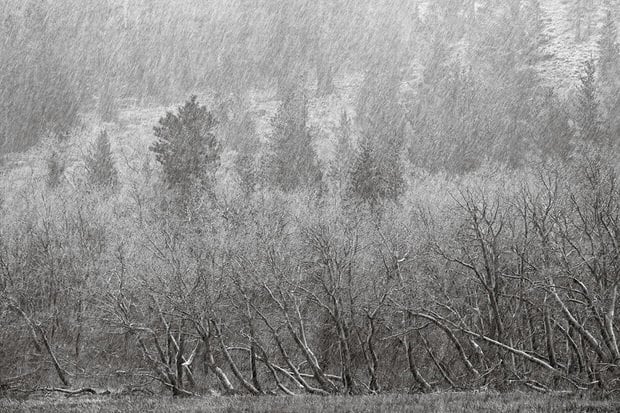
402, 336, 431, 392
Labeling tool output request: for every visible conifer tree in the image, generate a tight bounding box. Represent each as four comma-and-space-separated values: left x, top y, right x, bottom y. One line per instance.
352, 49, 405, 204
350, 136, 380, 207
464, 0, 549, 167
233, 113, 260, 194
46, 150, 65, 189
150, 96, 220, 193
349, 134, 403, 208
267, 86, 322, 192
577, 59, 604, 145
328, 111, 354, 196
85, 130, 119, 189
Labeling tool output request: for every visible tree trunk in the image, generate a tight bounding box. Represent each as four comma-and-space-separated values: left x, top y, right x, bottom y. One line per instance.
543, 295, 557, 368
194, 322, 235, 394
37, 324, 71, 387
403, 337, 431, 392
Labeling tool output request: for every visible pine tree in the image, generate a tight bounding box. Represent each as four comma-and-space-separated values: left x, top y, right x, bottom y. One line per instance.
85, 130, 118, 189
463, 0, 549, 167
349, 134, 403, 208
328, 110, 353, 196
338, 110, 352, 143
234, 113, 260, 194
350, 136, 378, 205
150, 96, 220, 192
577, 59, 604, 144
46, 150, 65, 189
267, 86, 322, 192
535, 89, 574, 159
353, 51, 405, 204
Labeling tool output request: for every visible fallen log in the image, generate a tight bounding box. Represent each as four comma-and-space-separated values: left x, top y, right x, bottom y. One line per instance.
40, 387, 103, 397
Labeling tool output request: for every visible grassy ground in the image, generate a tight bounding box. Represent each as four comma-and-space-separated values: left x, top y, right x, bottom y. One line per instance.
1, 392, 618, 413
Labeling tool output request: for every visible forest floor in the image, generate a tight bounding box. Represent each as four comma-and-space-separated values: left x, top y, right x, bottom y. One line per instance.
1, 392, 619, 413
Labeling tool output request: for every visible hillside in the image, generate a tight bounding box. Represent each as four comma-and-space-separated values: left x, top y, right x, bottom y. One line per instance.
1, 1, 616, 195
0, 0, 615, 173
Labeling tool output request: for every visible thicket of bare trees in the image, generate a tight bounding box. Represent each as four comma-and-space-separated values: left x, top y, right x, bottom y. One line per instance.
1, 147, 618, 396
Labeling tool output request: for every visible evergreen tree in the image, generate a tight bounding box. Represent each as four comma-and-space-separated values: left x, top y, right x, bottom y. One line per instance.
411, 30, 478, 172
353, 49, 405, 204
465, 1, 549, 167
350, 136, 377, 204
577, 59, 605, 145
150, 96, 220, 192
535, 89, 574, 159
46, 150, 65, 189
350, 134, 403, 208
233, 113, 260, 194
337, 110, 352, 143
85, 130, 119, 189
267, 87, 322, 192
328, 110, 354, 196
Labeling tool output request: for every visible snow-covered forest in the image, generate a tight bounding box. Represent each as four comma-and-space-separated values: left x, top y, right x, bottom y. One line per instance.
1, 0, 619, 403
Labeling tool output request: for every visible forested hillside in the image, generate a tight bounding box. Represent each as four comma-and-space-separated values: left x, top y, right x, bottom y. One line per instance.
1, 0, 619, 399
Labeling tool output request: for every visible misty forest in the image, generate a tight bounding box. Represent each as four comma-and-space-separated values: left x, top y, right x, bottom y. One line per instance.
1, 0, 620, 409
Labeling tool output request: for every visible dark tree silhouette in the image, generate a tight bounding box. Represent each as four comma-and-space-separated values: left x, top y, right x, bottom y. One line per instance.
150, 96, 220, 192
267, 87, 322, 192
85, 130, 119, 189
